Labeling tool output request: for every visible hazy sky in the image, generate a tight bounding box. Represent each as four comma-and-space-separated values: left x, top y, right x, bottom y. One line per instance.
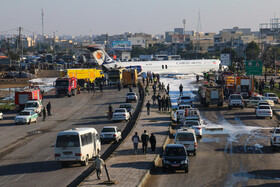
1, 0, 279, 36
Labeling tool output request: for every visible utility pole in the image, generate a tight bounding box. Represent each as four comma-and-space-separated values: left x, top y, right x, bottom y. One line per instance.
41, 9, 44, 40
18, 26, 23, 61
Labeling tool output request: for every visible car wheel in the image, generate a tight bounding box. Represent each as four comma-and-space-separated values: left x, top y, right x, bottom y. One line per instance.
185, 166, 189, 173
193, 151, 196, 156
256, 116, 259, 119
270, 117, 273, 119
241, 106, 244, 109
81, 156, 89, 166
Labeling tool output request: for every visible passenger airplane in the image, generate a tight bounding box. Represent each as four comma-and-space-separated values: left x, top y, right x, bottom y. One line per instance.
88, 45, 221, 75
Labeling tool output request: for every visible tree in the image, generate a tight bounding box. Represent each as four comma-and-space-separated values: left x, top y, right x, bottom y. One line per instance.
245, 41, 260, 60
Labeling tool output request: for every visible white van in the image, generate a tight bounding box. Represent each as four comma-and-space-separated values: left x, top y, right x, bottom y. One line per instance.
54, 128, 101, 167
174, 128, 197, 156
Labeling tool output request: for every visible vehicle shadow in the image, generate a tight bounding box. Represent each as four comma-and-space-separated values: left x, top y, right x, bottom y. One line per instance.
215, 145, 273, 154
0, 161, 61, 176
110, 161, 153, 169
234, 169, 280, 182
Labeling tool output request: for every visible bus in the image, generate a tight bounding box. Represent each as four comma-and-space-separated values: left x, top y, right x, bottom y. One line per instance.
54, 128, 101, 167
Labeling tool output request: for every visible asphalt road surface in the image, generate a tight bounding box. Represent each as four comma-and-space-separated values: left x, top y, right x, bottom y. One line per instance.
145, 106, 280, 187
0, 86, 138, 187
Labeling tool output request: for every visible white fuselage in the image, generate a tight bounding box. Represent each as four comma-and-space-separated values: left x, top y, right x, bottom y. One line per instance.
104, 59, 220, 74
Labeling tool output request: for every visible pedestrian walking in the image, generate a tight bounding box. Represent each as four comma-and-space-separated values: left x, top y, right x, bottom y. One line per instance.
94, 154, 105, 180
162, 95, 166, 111
196, 75, 199, 82
99, 83, 103, 93
141, 130, 149, 154
179, 84, 183, 96
145, 85, 149, 96
149, 133, 156, 152
157, 94, 161, 111
91, 82, 95, 92
42, 107, 46, 121
167, 84, 170, 95
129, 85, 133, 92
46, 102, 51, 116
146, 101, 151, 115
152, 94, 156, 105
132, 132, 140, 155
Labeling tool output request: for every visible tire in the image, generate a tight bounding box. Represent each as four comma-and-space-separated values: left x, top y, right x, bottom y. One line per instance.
228, 106, 232, 110
256, 116, 259, 119
61, 161, 68, 167
185, 166, 189, 173
270, 117, 273, 119
241, 106, 244, 109
81, 156, 89, 166
193, 151, 196, 156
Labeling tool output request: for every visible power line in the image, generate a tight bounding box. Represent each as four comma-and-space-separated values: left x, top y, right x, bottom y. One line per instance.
0, 28, 18, 34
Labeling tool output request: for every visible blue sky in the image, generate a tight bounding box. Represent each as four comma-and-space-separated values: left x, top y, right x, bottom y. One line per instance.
1, 0, 279, 36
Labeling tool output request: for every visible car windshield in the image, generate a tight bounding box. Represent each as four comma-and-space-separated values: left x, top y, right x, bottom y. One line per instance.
275, 129, 280, 133
230, 95, 241, 99
115, 109, 125, 113
26, 102, 38, 107
268, 94, 277, 97
179, 105, 191, 109
127, 93, 135, 96
19, 111, 30, 115
102, 128, 115, 132
119, 104, 131, 108
181, 97, 191, 100
184, 121, 199, 126
164, 147, 186, 156
56, 135, 80, 147
259, 106, 270, 109
176, 133, 194, 141
259, 103, 269, 106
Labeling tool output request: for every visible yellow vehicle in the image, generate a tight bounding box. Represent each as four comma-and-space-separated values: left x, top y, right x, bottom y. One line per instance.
122, 69, 138, 87
108, 68, 124, 85
198, 82, 224, 107
60, 69, 103, 83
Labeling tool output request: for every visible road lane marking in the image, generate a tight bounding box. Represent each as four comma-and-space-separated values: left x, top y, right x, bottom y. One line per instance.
15, 174, 26, 182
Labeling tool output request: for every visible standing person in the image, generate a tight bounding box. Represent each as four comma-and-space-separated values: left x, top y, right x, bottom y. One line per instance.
132, 132, 140, 155
162, 95, 166, 111
167, 84, 170, 95
142, 77, 145, 85
118, 82, 121, 91
157, 94, 161, 111
46, 102, 51, 116
108, 104, 113, 119
129, 85, 133, 92
179, 84, 183, 96
94, 155, 105, 180
145, 85, 149, 96
166, 96, 170, 111
149, 133, 156, 152
91, 82, 95, 92
196, 75, 199, 82
141, 130, 149, 154
99, 83, 103, 93
146, 101, 151, 115
42, 107, 46, 121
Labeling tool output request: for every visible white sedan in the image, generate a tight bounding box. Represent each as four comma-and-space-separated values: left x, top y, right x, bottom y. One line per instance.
183, 120, 202, 138
177, 96, 193, 106
112, 108, 130, 122
15, 110, 38, 125
256, 105, 273, 119
100, 126, 122, 143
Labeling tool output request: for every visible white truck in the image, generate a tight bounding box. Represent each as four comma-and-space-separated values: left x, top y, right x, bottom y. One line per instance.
270, 127, 280, 151
228, 94, 244, 109
172, 104, 192, 123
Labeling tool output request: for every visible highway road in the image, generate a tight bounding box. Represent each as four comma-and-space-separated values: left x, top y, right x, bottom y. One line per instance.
145, 106, 280, 186
0, 86, 138, 187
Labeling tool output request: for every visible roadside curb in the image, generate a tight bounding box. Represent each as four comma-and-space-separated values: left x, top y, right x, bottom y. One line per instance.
137, 123, 171, 187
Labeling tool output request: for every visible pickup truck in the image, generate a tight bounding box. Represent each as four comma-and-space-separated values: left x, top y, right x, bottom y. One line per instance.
271, 127, 280, 151
228, 94, 244, 110
173, 104, 192, 123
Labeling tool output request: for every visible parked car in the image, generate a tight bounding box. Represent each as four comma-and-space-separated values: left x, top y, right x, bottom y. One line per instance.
161, 144, 189, 173
263, 93, 279, 104
183, 120, 203, 138
256, 105, 273, 119
14, 110, 38, 125
126, 92, 138, 103
174, 128, 197, 156
0, 112, 3, 120
119, 103, 134, 116
177, 96, 192, 106
100, 126, 122, 143
228, 94, 244, 109
112, 108, 130, 122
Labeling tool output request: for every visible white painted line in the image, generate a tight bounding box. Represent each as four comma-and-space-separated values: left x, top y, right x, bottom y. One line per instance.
15, 174, 26, 182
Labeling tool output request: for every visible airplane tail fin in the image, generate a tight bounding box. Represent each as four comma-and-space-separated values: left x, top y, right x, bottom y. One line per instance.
87, 45, 115, 65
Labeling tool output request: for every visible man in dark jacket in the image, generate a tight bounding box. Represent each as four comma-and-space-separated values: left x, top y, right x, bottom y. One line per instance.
46, 102, 51, 116
141, 130, 149, 154
149, 133, 156, 152
146, 101, 151, 115
42, 107, 46, 121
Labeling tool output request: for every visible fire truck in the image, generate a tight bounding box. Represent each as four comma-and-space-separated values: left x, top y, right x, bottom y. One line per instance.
198, 82, 224, 107
15, 89, 42, 111
55, 77, 77, 97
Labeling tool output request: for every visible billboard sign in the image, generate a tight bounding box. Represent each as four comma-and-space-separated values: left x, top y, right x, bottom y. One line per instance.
112, 41, 132, 51
220, 54, 230, 66
245, 61, 263, 75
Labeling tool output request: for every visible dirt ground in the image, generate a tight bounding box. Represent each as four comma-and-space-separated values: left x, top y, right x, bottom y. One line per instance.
0, 78, 29, 99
